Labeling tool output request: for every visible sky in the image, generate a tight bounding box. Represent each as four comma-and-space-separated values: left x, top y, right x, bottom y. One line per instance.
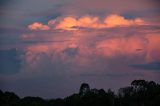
0, 0, 160, 98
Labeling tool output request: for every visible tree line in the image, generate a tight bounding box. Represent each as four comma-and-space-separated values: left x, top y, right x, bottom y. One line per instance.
0, 79, 160, 106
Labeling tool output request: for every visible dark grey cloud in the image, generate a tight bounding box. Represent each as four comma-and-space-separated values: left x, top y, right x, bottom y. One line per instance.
0, 28, 23, 46
0, 49, 21, 75
63, 47, 78, 56
131, 61, 160, 71
122, 8, 160, 19
0, 0, 17, 9
21, 40, 72, 44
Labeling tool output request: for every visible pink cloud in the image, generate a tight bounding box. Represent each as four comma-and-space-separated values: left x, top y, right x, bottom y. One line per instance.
22, 33, 160, 64
145, 34, 160, 62
96, 36, 147, 58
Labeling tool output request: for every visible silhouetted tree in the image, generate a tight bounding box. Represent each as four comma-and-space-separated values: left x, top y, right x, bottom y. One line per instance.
0, 91, 20, 106
0, 79, 160, 106
48, 98, 65, 106
117, 79, 160, 106
79, 83, 90, 96
17, 96, 47, 106
65, 94, 81, 106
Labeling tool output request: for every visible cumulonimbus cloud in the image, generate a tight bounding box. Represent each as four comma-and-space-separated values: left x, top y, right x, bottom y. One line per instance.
26, 14, 160, 63
28, 14, 145, 31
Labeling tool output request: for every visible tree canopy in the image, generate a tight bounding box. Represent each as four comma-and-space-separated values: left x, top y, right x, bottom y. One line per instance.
0, 79, 160, 106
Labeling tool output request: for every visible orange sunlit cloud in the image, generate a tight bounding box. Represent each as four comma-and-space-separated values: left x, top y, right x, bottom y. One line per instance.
28, 14, 145, 31
55, 17, 77, 30
104, 14, 144, 27
55, 14, 144, 30
28, 22, 50, 30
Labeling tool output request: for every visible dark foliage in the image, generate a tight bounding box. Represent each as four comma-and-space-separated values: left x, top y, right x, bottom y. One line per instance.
0, 90, 20, 106
16, 97, 47, 106
0, 80, 160, 106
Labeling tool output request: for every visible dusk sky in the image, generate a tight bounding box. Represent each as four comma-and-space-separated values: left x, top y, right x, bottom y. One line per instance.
0, 0, 160, 98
